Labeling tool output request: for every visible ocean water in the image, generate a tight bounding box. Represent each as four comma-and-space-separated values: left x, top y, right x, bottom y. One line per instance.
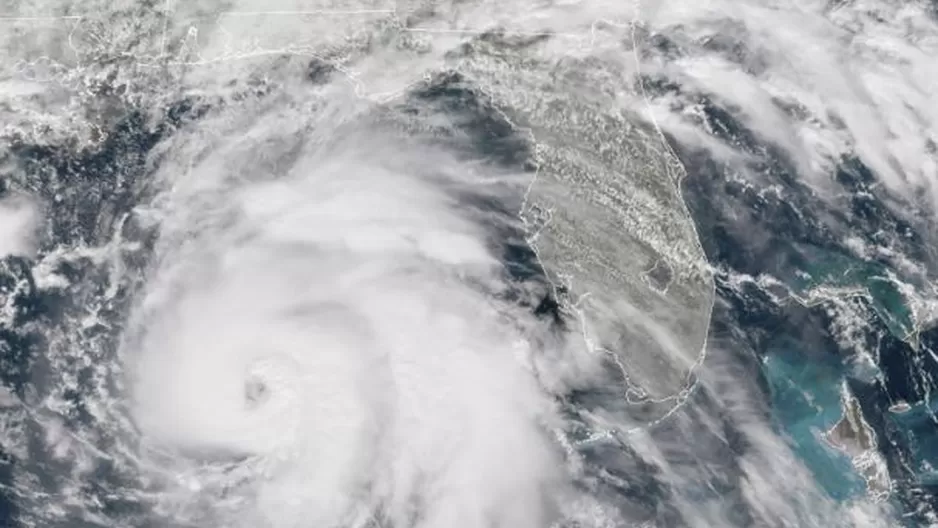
0, 1, 937, 526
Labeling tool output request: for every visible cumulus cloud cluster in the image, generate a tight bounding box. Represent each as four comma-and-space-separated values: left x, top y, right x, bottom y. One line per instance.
0, 197, 37, 259
638, 0, 938, 211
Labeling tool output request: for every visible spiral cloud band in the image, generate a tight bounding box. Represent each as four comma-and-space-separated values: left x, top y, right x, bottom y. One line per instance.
2, 1, 905, 525
120, 101, 581, 527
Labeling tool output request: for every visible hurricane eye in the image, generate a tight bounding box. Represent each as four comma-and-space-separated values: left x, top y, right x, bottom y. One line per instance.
244, 377, 269, 407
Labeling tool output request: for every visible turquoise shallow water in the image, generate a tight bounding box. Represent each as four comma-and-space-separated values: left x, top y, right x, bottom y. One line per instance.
765, 248, 928, 502
790, 248, 915, 340
763, 352, 867, 501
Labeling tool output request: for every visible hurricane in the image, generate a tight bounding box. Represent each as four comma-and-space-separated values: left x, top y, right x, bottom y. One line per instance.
122, 100, 582, 527
1, 0, 936, 527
